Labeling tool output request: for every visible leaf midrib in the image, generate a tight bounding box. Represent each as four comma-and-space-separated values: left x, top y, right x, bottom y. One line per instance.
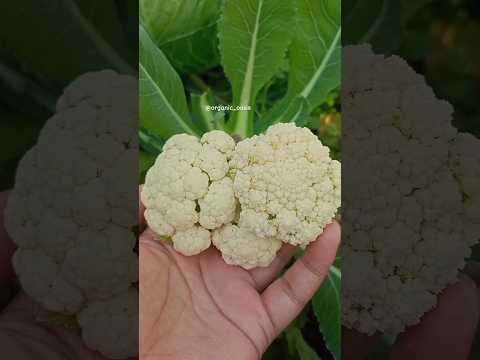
233, 0, 265, 135
240, 0, 264, 106
300, 27, 341, 99
139, 62, 198, 136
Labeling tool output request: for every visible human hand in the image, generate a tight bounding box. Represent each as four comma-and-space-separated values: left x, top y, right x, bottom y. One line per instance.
342, 274, 480, 360
139, 192, 341, 360
0, 191, 106, 359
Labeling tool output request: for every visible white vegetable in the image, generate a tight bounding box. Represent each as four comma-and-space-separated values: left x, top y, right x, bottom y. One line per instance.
342, 45, 480, 336
230, 123, 341, 247
5, 71, 138, 359
142, 123, 340, 269
212, 224, 282, 270
141, 131, 238, 256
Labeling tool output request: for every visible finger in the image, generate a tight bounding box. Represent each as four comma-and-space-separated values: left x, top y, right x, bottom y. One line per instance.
261, 222, 341, 335
390, 275, 480, 360
0, 191, 16, 285
342, 327, 380, 360
249, 243, 297, 291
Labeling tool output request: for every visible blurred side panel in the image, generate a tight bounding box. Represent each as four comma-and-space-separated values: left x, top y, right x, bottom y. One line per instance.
342, 0, 480, 359
0, 1, 139, 359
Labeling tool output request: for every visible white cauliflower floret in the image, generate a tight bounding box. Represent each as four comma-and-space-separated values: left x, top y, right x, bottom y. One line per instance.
342, 45, 480, 336
78, 288, 138, 360
5, 71, 138, 359
141, 130, 237, 256
199, 178, 236, 229
183, 167, 209, 200
172, 225, 212, 256
195, 145, 230, 180
213, 224, 282, 269
201, 130, 236, 157
231, 123, 340, 246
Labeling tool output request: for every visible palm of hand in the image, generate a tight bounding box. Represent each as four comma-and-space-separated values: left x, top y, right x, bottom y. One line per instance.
140, 224, 341, 360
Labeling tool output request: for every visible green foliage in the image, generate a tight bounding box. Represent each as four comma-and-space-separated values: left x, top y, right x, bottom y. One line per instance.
0, 0, 135, 88
139, 26, 200, 139
0, 0, 137, 191
162, 24, 220, 74
219, 0, 296, 137
286, 327, 322, 360
140, 0, 221, 46
258, 0, 341, 133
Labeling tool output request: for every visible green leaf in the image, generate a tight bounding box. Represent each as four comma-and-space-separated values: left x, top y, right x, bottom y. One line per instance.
289, 0, 341, 110
139, 127, 165, 155
162, 24, 220, 74
343, 0, 403, 54
139, 26, 200, 139
312, 264, 341, 360
139, 150, 156, 183
140, 0, 221, 46
191, 92, 225, 132
259, 0, 341, 131
286, 327, 322, 360
219, 0, 296, 138
256, 96, 310, 133
0, 0, 135, 88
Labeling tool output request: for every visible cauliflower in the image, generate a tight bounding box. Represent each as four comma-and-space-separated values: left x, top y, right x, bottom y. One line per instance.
5, 71, 138, 359
212, 224, 282, 269
230, 123, 341, 246
342, 45, 480, 336
142, 123, 340, 269
141, 130, 237, 255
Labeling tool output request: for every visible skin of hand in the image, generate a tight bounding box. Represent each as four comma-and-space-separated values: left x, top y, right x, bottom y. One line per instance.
139, 190, 341, 360
342, 276, 480, 360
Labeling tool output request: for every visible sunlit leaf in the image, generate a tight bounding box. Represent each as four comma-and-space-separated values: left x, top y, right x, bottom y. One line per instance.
139, 26, 200, 139
219, 0, 296, 138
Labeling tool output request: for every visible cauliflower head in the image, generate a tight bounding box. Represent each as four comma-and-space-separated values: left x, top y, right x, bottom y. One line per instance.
342, 45, 480, 336
230, 123, 341, 247
141, 130, 237, 255
5, 70, 138, 359
142, 123, 340, 270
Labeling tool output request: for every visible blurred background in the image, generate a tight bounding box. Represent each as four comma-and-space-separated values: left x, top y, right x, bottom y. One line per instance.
0, 0, 138, 192
344, 0, 480, 358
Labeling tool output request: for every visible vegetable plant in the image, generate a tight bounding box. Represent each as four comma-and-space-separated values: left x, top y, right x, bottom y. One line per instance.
139, 0, 341, 358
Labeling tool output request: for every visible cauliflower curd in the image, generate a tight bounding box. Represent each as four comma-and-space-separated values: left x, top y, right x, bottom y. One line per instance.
142, 123, 341, 269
